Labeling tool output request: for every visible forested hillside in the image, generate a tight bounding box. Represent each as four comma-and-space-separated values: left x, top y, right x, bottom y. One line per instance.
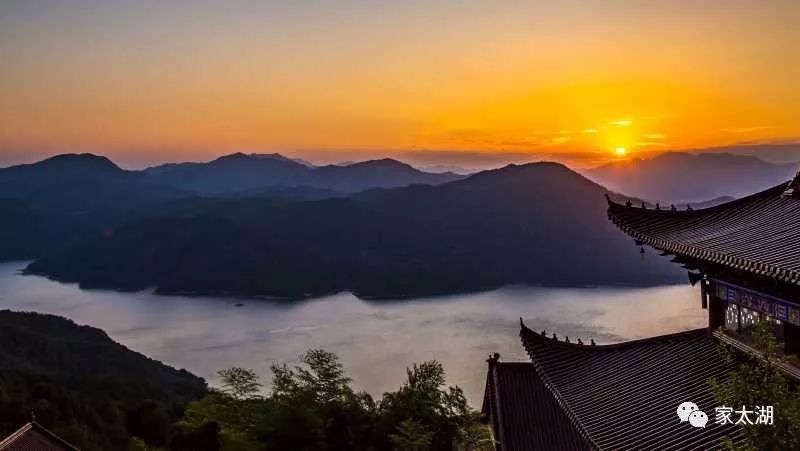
27, 162, 684, 298
0, 310, 206, 450
0, 311, 487, 450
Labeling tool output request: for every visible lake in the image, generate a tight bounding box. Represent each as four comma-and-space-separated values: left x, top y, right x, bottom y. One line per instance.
0, 261, 706, 406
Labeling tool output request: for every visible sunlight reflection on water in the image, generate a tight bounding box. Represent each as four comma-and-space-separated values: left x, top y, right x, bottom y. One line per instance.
0, 261, 704, 405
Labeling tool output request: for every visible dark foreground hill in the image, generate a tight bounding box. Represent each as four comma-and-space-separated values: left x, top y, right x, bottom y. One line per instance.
586, 152, 797, 203
27, 162, 684, 298
0, 310, 206, 450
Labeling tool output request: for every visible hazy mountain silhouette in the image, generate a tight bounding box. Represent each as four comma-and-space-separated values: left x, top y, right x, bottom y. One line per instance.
0, 153, 185, 209
0, 153, 460, 260
586, 152, 798, 203
689, 143, 800, 164
143, 153, 312, 193
144, 152, 462, 193
0, 154, 191, 259
0, 153, 124, 180
27, 162, 684, 298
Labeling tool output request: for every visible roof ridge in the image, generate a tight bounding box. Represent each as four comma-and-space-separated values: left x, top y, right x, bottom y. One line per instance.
30, 421, 79, 450
606, 180, 800, 285
607, 180, 791, 214
493, 360, 537, 366
502, 321, 742, 450
0, 421, 79, 451
519, 319, 707, 351
783, 170, 800, 197
517, 321, 710, 450
0, 423, 33, 449
518, 321, 599, 450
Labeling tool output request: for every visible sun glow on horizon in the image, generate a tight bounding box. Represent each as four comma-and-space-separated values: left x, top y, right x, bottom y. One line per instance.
0, 1, 798, 167
615, 147, 628, 157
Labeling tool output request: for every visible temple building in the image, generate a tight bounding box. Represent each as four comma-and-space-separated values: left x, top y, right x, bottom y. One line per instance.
482, 176, 800, 450
0, 420, 79, 451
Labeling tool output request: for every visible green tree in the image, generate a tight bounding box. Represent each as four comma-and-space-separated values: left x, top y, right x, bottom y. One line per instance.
177, 386, 261, 450
126, 400, 171, 448
389, 419, 434, 450
168, 420, 222, 451
711, 319, 800, 450
259, 349, 378, 450
378, 361, 487, 450
129, 436, 167, 451
218, 368, 262, 401
173, 350, 488, 450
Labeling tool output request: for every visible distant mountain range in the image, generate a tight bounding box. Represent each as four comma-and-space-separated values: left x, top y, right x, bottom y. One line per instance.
688, 143, 800, 164
0, 153, 461, 260
25, 162, 684, 298
143, 152, 462, 194
586, 152, 799, 203
0, 154, 190, 260
19, 151, 794, 298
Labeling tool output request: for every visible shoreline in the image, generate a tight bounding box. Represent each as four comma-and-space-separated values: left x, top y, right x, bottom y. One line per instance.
9, 261, 687, 303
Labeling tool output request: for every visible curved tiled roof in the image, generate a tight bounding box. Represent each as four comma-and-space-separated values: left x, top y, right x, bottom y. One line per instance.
519, 323, 743, 450
606, 180, 800, 285
483, 360, 591, 450
483, 322, 746, 450
0, 422, 78, 451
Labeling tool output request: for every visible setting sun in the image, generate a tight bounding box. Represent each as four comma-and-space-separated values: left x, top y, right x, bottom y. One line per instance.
615, 147, 628, 157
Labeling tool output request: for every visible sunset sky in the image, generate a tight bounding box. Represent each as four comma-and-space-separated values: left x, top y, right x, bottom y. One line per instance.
1, 0, 798, 169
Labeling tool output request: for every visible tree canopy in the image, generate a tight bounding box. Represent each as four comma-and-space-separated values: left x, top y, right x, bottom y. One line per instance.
711, 320, 800, 450
177, 349, 491, 451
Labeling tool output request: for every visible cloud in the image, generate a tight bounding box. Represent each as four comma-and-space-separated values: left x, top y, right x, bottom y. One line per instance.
397, 149, 610, 171
611, 119, 632, 127
677, 143, 800, 164
635, 141, 669, 147
493, 139, 544, 147
720, 125, 774, 134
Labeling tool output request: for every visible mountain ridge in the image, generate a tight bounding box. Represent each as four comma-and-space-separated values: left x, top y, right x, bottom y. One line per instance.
143, 152, 463, 193
0, 152, 463, 261
0, 153, 126, 179
586, 151, 798, 202
26, 161, 685, 298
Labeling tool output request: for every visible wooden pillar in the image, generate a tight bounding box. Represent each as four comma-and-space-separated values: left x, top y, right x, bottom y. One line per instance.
785, 322, 800, 356
708, 295, 725, 331
700, 279, 708, 309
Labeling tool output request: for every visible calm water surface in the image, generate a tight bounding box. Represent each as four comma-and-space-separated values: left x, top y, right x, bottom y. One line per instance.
0, 261, 705, 406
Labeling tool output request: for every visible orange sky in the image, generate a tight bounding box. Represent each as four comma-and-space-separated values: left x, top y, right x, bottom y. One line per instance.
1, 1, 798, 168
